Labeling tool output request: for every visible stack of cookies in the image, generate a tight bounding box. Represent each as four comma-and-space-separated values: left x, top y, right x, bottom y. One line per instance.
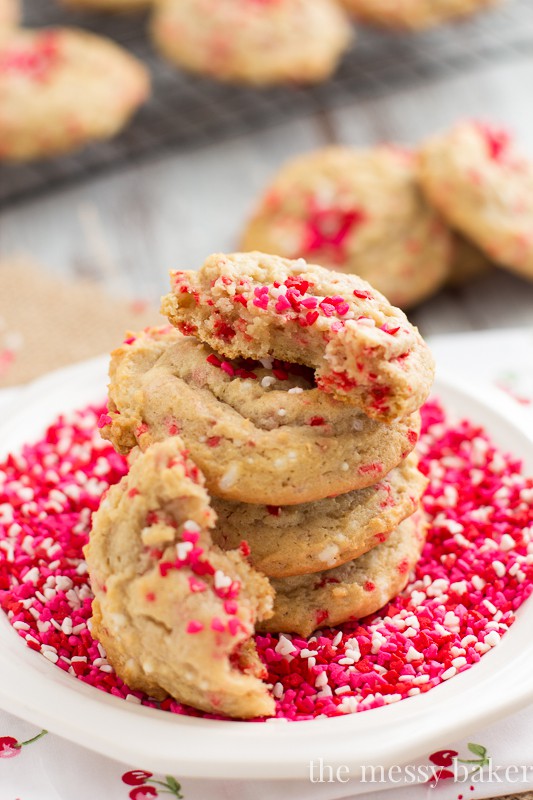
94, 251, 432, 641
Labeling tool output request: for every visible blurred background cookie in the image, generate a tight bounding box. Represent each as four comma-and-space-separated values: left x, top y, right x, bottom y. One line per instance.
339, 0, 500, 29
0, 27, 150, 161
150, 0, 353, 86
241, 146, 452, 308
447, 234, 493, 288
418, 120, 533, 284
0, 0, 18, 37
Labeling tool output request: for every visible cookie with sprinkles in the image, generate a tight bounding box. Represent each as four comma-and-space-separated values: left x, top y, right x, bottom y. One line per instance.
211, 453, 427, 577
259, 512, 427, 637
241, 147, 452, 309
101, 326, 421, 505
85, 436, 275, 719
0, 28, 150, 161
339, 0, 500, 30
150, 0, 352, 86
161, 252, 435, 422
0, 0, 18, 37
418, 121, 533, 283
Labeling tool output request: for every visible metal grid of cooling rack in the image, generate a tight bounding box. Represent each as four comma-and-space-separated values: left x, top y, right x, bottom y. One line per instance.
1, 0, 532, 207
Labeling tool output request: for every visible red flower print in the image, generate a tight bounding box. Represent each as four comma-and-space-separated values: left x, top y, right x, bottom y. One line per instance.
430, 749, 459, 767
129, 788, 158, 800
122, 770, 154, 786
0, 737, 21, 758
0, 729, 47, 758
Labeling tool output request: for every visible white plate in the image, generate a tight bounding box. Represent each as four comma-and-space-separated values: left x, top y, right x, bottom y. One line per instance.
1, 358, 533, 780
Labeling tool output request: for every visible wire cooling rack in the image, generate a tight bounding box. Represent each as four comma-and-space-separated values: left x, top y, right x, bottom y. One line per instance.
1, 0, 533, 207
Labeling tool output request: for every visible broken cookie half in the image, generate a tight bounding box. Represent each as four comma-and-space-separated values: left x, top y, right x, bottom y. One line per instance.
84, 436, 275, 719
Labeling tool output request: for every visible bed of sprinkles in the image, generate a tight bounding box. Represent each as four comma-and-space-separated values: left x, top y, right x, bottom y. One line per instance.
0, 399, 533, 721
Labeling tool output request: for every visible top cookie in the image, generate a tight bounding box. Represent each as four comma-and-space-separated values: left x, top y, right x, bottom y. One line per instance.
161, 252, 435, 422
0, 28, 150, 161
150, 0, 352, 86
418, 121, 533, 282
340, 0, 499, 29
241, 146, 452, 309
85, 435, 275, 719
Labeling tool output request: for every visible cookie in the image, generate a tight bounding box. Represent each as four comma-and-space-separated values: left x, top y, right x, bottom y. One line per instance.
150, 0, 352, 86
211, 453, 427, 577
418, 121, 533, 282
0, 0, 18, 36
258, 512, 426, 637
85, 436, 275, 719
61, 0, 152, 9
448, 234, 492, 288
340, 0, 499, 30
101, 326, 421, 505
241, 147, 452, 309
0, 28, 150, 161
161, 252, 435, 422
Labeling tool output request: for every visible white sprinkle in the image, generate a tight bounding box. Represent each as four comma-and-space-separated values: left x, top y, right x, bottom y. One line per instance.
277, 409, 287, 417
183, 520, 201, 534
126, 694, 142, 704
341, 462, 349, 472
406, 647, 423, 663
500, 534, 516, 551
317, 543, 339, 565
218, 463, 239, 491
442, 666, 457, 680
384, 694, 402, 704
483, 599, 497, 615
275, 635, 296, 657
214, 570, 232, 590
484, 630, 501, 647
471, 575, 486, 591
261, 376, 276, 388
42, 650, 59, 664
451, 656, 467, 669
492, 560, 506, 578
273, 682, 284, 699
176, 541, 193, 560
334, 685, 351, 695
288, 387, 303, 394
315, 671, 328, 688
332, 631, 343, 647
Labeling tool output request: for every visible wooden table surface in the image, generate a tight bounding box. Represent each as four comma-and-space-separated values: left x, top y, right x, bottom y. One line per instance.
1, 51, 533, 339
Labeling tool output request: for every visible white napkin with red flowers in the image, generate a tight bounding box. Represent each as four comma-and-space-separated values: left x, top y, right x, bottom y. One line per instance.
1, 327, 533, 800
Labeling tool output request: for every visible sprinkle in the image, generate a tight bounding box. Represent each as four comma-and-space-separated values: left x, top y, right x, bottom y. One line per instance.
186, 621, 204, 634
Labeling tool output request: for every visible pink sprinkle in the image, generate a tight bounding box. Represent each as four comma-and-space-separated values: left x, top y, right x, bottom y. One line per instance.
186, 621, 204, 634
188, 577, 207, 593
300, 297, 318, 309
275, 295, 291, 313
97, 414, 112, 429
220, 362, 235, 377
